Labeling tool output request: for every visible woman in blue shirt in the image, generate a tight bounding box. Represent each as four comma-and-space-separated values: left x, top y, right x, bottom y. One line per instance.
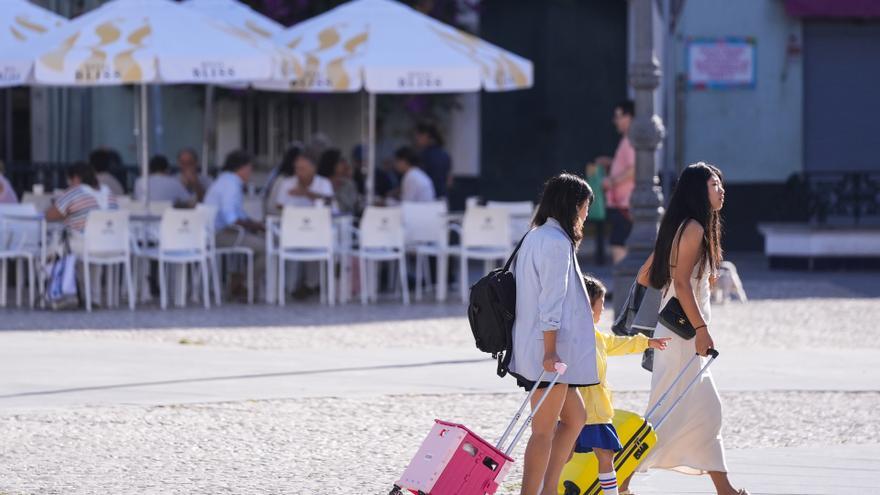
508, 173, 599, 495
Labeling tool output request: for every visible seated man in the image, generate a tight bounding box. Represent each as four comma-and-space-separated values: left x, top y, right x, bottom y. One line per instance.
134, 155, 194, 206
273, 149, 334, 209
204, 150, 266, 299
393, 146, 436, 203
177, 148, 212, 202
45, 162, 119, 305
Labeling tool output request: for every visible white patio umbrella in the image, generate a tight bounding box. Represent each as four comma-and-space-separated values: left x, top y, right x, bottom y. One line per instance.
0, 0, 67, 88
182, 0, 287, 174
31, 0, 301, 202
183, 0, 284, 39
0, 0, 67, 164
265, 0, 534, 204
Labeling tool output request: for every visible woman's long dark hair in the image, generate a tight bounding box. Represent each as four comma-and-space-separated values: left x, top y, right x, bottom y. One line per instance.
532, 173, 593, 248
649, 162, 723, 289
277, 145, 301, 177
318, 148, 342, 178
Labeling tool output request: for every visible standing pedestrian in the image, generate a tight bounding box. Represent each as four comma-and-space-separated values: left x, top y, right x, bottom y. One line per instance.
600, 100, 636, 264
508, 173, 599, 495
585, 160, 607, 265
619, 162, 749, 495
414, 121, 452, 199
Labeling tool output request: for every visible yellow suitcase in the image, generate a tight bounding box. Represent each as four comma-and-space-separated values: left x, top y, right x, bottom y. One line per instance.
557, 409, 656, 495
557, 351, 719, 495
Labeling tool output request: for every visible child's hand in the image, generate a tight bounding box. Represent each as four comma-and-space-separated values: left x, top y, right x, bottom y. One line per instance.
649, 337, 671, 350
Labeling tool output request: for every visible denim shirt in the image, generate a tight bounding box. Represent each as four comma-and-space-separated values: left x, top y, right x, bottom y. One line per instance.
508, 218, 599, 386
204, 172, 246, 230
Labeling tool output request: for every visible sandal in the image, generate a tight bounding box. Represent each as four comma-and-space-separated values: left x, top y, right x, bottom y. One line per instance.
737, 490, 751, 495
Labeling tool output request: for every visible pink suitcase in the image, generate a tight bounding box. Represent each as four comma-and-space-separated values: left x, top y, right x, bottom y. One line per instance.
390, 363, 568, 495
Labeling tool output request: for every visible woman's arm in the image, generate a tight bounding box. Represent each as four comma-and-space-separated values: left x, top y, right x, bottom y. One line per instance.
542, 330, 560, 372
536, 238, 571, 371
637, 252, 653, 286
671, 221, 714, 356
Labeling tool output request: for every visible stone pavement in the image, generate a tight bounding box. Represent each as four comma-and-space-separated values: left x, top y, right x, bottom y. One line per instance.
0, 255, 878, 494
631, 444, 880, 494
0, 334, 877, 409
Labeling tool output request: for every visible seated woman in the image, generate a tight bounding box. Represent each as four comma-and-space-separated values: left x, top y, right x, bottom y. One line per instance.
317, 148, 360, 214
0, 160, 19, 204
264, 145, 301, 217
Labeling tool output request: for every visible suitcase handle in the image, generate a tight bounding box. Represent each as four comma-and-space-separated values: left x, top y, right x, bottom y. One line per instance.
645, 350, 720, 430
496, 362, 567, 456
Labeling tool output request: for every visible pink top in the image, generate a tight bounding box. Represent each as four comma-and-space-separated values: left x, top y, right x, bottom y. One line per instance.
0, 175, 17, 204
606, 136, 635, 209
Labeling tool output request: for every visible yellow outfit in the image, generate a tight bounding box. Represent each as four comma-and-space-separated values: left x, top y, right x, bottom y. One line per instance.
579, 330, 649, 424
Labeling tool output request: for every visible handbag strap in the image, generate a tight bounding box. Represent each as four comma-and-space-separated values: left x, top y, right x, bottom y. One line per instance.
501, 230, 531, 272
571, 242, 591, 303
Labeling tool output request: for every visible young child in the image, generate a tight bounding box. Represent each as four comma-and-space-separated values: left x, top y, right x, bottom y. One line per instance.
577, 274, 670, 495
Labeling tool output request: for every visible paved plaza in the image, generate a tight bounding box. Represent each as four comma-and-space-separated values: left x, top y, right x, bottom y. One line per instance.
1, 255, 879, 494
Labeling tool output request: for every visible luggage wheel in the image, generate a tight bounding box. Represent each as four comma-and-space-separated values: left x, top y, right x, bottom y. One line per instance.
563, 480, 582, 495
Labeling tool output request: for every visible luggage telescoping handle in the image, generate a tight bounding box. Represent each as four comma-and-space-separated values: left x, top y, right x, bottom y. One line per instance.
645, 349, 719, 430
496, 362, 568, 457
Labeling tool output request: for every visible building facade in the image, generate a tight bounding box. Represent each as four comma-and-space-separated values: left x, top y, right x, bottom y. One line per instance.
667, 0, 879, 249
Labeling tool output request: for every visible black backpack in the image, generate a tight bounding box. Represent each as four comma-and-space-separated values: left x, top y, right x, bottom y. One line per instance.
467, 234, 528, 378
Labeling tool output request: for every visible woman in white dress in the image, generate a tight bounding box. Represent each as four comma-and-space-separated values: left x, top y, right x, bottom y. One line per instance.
621, 162, 749, 495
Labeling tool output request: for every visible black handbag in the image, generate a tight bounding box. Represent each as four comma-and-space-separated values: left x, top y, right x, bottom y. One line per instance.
614, 278, 662, 372
640, 327, 655, 372
658, 297, 697, 340
612, 281, 647, 336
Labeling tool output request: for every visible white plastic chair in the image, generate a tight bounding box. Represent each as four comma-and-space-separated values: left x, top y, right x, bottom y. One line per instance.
277, 206, 335, 306
115, 195, 133, 210
465, 196, 481, 211
137, 208, 210, 309
486, 201, 534, 245
197, 204, 253, 305
456, 207, 511, 303
0, 204, 40, 308
402, 201, 451, 302
20, 192, 53, 213
355, 206, 409, 305
82, 210, 135, 312
126, 200, 172, 251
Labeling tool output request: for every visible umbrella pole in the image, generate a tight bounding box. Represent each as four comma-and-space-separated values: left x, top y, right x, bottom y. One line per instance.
140, 83, 150, 207
202, 84, 214, 177
366, 91, 376, 207
3, 88, 11, 166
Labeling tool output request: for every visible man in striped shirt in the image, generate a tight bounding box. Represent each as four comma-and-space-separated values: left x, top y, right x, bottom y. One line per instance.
47, 162, 118, 235
45, 162, 119, 307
